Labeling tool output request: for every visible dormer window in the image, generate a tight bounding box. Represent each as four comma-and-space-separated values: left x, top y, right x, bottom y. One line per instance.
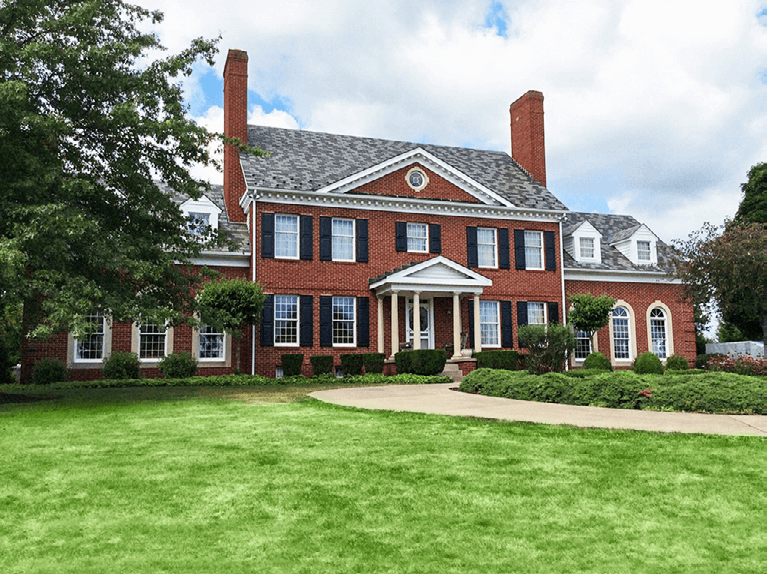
567, 220, 602, 264
188, 212, 211, 236
579, 237, 595, 259
180, 195, 221, 235
637, 240, 651, 262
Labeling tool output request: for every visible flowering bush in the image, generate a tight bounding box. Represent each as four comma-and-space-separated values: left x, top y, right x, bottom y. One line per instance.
707, 354, 765, 377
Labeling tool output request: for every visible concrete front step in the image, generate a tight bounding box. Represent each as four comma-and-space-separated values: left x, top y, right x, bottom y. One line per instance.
440, 363, 463, 383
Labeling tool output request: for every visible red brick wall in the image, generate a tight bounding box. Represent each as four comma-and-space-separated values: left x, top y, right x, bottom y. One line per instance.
358, 163, 481, 203
564, 280, 696, 367
510, 90, 546, 186
223, 49, 248, 223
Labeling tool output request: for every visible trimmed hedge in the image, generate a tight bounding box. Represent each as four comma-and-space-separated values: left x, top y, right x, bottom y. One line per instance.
362, 353, 385, 374
281, 354, 304, 377
103, 352, 141, 380
340, 354, 364, 376
459, 368, 765, 414
633, 352, 664, 375
395, 349, 447, 375
583, 352, 612, 371
665, 354, 689, 371
310, 355, 334, 377
31, 358, 68, 385
159, 352, 197, 378
474, 350, 522, 371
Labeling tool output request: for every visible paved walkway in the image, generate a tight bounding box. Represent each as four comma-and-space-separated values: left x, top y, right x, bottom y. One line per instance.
310, 383, 767, 436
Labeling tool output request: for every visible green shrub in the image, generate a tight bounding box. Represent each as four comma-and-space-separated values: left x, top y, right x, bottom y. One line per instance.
0, 340, 15, 385
362, 353, 385, 374
694, 353, 723, 370
564, 369, 613, 379
633, 352, 664, 375
395, 349, 447, 375
518, 324, 576, 374
281, 354, 304, 377
31, 357, 68, 385
310, 355, 334, 377
102, 352, 141, 380
340, 354, 364, 376
158, 352, 197, 378
582, 351, 612, 371
665, 354, 689, 371
475, 350, 522, 370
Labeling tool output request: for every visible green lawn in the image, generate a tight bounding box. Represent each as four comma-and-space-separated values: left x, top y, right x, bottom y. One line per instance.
1, 386, 764, 573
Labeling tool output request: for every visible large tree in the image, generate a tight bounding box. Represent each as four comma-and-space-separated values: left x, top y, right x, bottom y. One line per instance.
734, 162, 766, 225
0, 0, 249, 339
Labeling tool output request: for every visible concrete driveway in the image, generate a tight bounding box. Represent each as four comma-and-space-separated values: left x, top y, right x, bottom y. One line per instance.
310, 383, 767, 436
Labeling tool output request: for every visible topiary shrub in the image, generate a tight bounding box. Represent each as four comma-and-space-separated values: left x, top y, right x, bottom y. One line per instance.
281, 353, 304, 377
633, 352, 664, 375
583, 351, 612, 371
31, 357, 68, 385
340, 354, 364, 376
362, 353, 385, 374
310, 355, 334, 377
395, 349, 447, 375
159, 352, 198, 378
665, 354, 689, 371
475, 350, 522, 370
103, 352, 141, 380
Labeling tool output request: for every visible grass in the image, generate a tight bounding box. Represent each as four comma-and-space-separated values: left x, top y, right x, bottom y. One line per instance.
1, 385, 764, 573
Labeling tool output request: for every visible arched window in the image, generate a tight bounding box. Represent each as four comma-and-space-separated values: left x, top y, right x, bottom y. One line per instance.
612, 307, 631, 360
649, 308, 667, 359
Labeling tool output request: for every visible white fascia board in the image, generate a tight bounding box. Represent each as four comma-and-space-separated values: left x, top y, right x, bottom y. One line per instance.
187, 251, 251, 268
315, 147, 515, 208
564, 268, 681, 284
180, 195, 222, 213
369, 256, 492, 290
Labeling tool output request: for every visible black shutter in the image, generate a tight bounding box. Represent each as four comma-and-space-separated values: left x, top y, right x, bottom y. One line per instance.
319, 296, 332, 347
300, 295, 313, 347
498, 228, 510, 269
514, 229, 526, 270
517, 301, 527, 348
300, 215, 313, 260
319, 216, 332, 261
545, 230, 556, 271
395, 222, 407, 252
466, 226, 478, 268
260, 294, 274, 346
356, 219, 368, 262
356, 297, 369, 347
261, 213, 275, 259
430, 224, 441, 254
467, 301, 474, 349
548, 302, 559, 325
501, 301, 513, 348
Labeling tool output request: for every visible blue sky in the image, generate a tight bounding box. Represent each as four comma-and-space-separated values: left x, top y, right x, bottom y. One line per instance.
141, 0, 766, 243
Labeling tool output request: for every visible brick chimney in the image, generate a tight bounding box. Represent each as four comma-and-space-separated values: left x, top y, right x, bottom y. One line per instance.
510, 90, 546, 187
223, 49, 249, 222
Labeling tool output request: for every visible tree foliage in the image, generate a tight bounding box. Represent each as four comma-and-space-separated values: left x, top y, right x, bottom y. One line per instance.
567, 293, 617, 339
0, 0, 261, 339
734, 162, 766, 225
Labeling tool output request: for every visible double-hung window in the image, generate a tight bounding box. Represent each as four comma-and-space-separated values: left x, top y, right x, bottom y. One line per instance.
199, 325, 224, 359
332, 296, 356, 345
524, 231, 543, 269
477, 228, 497, 268
274, 295, 299, 345
579, 237, 595, 259
649, 308, 667, 359
139, 323, 167, 360
637, 241, 651, 262
612, 307, 631, 360
275, 215, 299, 259
332, 218, 355, 261
188, 212, 211, 236
574, 330, 591, 360
407, 223, 428, 253
75, 313, 105, 361
527, 302, 546, 325
479, 301, 500, 347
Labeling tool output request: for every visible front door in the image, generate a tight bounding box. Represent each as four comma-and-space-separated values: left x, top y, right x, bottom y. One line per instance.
406, 299, 433, 349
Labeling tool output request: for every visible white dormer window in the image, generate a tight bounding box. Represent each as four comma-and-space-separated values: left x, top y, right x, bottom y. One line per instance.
579, 237, 595, 259
609, 224, 659, 265
637, 240, 651, 262
568, 221, 602, 264
180, 195, 221, 234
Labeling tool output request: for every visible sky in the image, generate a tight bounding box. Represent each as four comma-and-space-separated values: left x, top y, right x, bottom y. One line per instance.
137, 0, 766, 244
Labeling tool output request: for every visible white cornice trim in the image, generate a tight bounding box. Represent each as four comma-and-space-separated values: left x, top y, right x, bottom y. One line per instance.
314, 147, 516, 208
188, 251, 251, 268
254, 188, 566, 222
370, 256, 493, 294
564, 268, 681, 284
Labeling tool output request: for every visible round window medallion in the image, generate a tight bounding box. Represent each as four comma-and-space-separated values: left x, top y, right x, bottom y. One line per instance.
406, 167, 429, 191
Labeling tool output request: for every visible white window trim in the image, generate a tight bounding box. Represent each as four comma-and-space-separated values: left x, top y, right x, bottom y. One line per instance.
479, 300, 501, 348
527, 302, 547, 325
332, 296, 357, 347
646, 301, 674, 360
477, 227, 498, 269
67, 314, 113, 369
524, 230, 544, 270
637, 240, 652, 263
180, 196, 221, 232
191, 323, 231, 367
132, 323, 173, 363
579, 237, 595, 260
573, 330, 595, 362
406, 222, 429, 253
331, 218, 356, 262
73, 313, 107, 363
275, 214, 300, 260
274, 295, 300, 347
608, 301, 637, 366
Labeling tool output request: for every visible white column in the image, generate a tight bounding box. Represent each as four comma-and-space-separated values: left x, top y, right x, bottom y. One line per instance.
390, 291, 399, 360
377, 296, 385, 354
473, 294, 482, 353
412, 291, 421, 350
452, 292, 462, 360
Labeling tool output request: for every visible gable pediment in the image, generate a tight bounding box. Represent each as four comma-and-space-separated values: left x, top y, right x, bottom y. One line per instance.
370, 256, 492, 295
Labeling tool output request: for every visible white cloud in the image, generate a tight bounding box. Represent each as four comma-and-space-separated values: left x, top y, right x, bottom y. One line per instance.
137, 0, 766, 241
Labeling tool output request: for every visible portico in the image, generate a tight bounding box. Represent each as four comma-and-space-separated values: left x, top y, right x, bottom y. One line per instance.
369, 256, 493, 361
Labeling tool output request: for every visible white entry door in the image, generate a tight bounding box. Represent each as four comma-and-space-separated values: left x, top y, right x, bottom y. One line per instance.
406, 300, 433, 349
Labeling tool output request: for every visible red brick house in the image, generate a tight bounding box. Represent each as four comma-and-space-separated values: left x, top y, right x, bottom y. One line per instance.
21, 49, 694, 381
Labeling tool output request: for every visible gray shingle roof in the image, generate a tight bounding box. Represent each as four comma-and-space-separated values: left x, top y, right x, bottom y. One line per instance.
240, 125, 568, 211
562, 212, 673, 273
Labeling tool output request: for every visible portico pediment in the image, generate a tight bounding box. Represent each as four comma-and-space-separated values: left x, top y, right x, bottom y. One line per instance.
369, 256, 492, 296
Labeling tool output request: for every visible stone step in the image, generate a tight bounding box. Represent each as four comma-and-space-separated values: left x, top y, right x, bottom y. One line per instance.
440, 363, 463, 383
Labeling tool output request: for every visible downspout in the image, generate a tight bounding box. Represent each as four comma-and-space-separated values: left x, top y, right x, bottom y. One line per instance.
559, 218, 568, 371
251, 192, 257, 376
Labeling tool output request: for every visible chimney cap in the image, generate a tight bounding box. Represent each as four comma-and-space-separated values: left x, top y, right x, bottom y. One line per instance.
510, 90, 544, 109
